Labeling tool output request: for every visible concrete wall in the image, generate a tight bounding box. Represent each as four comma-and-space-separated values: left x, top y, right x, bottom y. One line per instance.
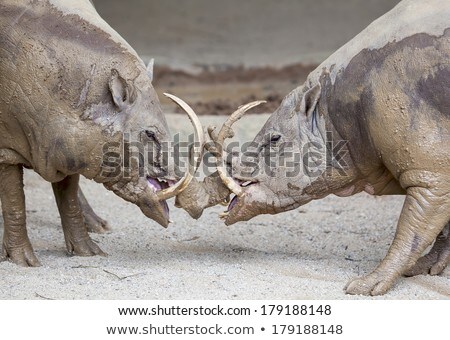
94, 0, 400, 69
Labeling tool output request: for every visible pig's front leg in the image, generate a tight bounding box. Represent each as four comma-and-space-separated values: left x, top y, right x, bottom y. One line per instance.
0, 164, 41, 266
52, 175, 106, 257
345, 171, 450, 296
78, 187, 110, 234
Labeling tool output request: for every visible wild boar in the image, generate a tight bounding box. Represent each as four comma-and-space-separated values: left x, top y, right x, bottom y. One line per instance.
178, 0, 450, 295
0, 0, 203, 266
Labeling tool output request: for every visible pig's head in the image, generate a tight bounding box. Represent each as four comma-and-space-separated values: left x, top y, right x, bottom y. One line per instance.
216, 84, 327, 225
85, 64, 203, 227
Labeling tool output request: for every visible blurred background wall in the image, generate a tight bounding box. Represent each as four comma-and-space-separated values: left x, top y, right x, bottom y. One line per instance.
94, 0, 400, 69
93, 0, 401, 114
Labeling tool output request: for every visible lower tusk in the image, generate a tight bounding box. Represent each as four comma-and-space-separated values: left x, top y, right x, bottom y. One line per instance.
217, 164, 243, 197
156, 144, 195, 201
156, 174, 193, 200
155, 94, 204, 200
219, 211, 229, 219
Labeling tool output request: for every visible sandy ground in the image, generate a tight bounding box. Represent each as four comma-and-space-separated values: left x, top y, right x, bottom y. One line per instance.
0, 114, 448, 300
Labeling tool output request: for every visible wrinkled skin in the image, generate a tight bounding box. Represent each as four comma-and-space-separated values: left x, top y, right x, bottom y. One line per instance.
179, 0, 450, 296
0, 0, 177, 266
404, 222, 450, 277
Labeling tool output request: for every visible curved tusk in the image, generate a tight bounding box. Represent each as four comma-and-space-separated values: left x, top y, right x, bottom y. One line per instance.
214, 101, 266, 197
216, 162, 243, 196
156, 93, 205, 200
217, 101, 266, 143
156, 145, 195, 200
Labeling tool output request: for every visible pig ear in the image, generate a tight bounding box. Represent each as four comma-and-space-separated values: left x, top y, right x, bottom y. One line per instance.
300, 83, 321, 116
109, 69, 137, 109
146, 58, 154, 82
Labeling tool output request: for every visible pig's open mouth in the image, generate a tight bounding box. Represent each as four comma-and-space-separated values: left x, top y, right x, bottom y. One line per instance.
219, 179, 257, 220
147, 177, 175, 220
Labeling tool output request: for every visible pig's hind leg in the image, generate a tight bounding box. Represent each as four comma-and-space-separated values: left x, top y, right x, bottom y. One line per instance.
404, 221, 450, 276
78, 187, 110, 234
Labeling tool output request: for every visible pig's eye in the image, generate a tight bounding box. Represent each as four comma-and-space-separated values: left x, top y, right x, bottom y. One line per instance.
143, 130, 160, 147
145, 130, 156, 139
270, 134, 282, 144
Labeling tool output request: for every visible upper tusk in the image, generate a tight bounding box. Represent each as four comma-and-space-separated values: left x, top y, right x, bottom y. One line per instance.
155, 93, 204, 200
216, 101, 266, 145
214, 100, 266, 197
